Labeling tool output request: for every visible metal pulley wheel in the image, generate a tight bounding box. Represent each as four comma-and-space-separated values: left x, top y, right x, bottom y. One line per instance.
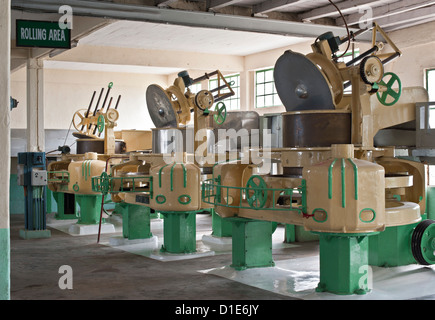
360, 56, 384, 84
194, 90, 214, 110
146, 84, 178, 128
274, 50, 336, 111
411, 219, 435, 265
106, 108, 119, 123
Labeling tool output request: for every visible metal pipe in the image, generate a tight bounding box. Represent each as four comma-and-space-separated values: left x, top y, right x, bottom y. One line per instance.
381, 52, 401, 65
192, 71, 219, 83
114, 95, 121, 110
81, 90, 96, 132
89, 88, 104, 130
345, 45, 379, 67
340, 27, 372, 44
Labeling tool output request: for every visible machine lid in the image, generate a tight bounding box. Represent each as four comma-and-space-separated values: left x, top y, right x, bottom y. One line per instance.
146, 84, 177, 128
274, 50, 335, 112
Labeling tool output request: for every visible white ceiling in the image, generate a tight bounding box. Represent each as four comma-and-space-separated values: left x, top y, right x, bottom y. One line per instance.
43, 19, 310, 75
78, 20, 309, 56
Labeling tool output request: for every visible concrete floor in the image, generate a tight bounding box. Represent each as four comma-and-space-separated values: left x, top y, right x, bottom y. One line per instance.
9, 213, 319, 300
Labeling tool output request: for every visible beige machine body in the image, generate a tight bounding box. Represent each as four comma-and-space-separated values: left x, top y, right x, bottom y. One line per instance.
303, 144, 386, 233
67, 152, 106, 195
150, 162, 202, 212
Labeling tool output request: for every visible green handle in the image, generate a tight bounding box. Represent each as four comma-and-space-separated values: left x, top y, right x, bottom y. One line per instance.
376, 72, 402, 106
213, 102, 227, 125
97, 115, 105, 133
246, 175, 268, 209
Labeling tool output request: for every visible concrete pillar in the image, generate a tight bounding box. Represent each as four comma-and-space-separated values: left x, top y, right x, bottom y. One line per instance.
26, 58, 44, 152
0, 0, 11, 300
239, 70, 251, 111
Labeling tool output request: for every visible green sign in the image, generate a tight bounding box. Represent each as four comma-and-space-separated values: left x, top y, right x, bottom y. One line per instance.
16, 20, 71, 49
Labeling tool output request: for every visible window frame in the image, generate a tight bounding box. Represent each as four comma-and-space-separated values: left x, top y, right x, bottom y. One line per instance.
426, 68, 435, 101
254, 68, 282, 109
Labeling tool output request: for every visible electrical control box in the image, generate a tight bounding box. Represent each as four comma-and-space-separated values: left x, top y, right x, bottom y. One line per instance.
31, 168, 47, 186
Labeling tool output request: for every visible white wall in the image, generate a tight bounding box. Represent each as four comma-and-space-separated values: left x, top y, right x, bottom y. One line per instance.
386, 22, 435, 90
11, 67, 168, 131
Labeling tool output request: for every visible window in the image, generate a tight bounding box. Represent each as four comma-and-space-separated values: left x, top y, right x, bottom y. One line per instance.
188, 82, 202, 95
209, 74, 240, 110
255, 68, 282, 108
426, 69, 435, 101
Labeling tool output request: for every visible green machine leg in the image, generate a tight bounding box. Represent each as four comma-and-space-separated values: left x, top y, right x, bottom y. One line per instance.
75, 194, 103, 225
211, 209, 232, 237
427, 186, 435, 220
53, 192, 77, 220
369, 223, 418, 267
284, 224, 319, 243
316, 233, 372, 295
123, 203, 152, 240
160, 211, 197, 254
230, 218, 275, 271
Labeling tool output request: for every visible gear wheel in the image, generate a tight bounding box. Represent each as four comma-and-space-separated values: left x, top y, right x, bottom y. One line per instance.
360, 56, 384, 85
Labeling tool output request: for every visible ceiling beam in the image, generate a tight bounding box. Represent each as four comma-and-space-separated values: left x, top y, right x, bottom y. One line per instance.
208, 0, 246, 11
374, 4, 435, 29
11, 0, 376, 41
339, 0, 435, 26
155, 0, 178, 7
253, 0, 302, 14
299, 0, 383, 21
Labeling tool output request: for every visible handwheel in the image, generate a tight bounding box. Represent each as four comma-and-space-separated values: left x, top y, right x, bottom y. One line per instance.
411, 219, 435, 265
72, 109, 88, 132
98, 172, 110, 195
246, 175, 268, 209
376, 72, 402, 106
213, 102, 227, 125
97, 114, 105, 133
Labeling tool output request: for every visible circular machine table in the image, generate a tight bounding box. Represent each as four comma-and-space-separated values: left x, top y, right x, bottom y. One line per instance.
282, 110, 351, 148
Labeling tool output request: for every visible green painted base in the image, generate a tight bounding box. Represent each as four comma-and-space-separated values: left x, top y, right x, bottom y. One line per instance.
284, 224, 319, 243
75, 194, 103, 225
19, 229, 51, 240
229, 218, 275, 271
53, 192, 77, 220
211, 209, 232, 237
122, 204, 152, 240
160, 211, 197, 254
0, 228, 10, 300
369, 223, 418, 267
427, 187, 435, 220
316, 233, 372, 295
